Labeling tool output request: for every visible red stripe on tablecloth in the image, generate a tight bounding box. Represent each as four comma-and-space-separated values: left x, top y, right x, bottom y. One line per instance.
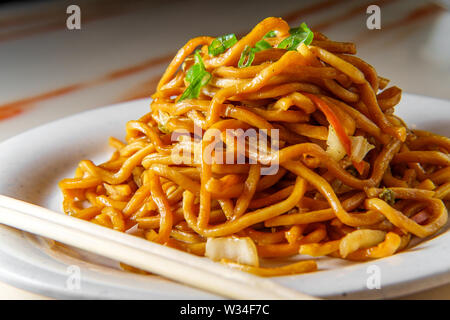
0, 54, 172, 119
0, 106, 24, 121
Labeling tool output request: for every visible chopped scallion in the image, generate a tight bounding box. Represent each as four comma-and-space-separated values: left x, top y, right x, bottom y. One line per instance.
238, 45, 256, 68
208, 33, 238, 56
238, 40, 272, 68
263, 30, 277, 39
254, 39, 272, 51
277, 22, 313, 51
179, 51, 211, 101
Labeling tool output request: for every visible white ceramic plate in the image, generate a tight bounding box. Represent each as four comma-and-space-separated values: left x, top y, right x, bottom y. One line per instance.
0, 94, 448, 300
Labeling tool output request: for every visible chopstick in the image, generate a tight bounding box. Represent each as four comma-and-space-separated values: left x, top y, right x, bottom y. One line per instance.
0, 195, 317, 300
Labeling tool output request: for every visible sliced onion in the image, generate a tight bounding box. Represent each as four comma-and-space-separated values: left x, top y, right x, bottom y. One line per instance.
350, 135, 375, 163
326, 125, 346, 161
326, 125, 375, 164
205, 236, 259, 267
157, 110, 172, 134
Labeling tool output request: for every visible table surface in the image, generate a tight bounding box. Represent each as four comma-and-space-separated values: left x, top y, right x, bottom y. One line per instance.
0, 0, 449, 299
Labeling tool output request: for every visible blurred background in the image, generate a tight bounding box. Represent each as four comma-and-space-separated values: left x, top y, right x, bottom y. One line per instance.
0, 0, 449, 141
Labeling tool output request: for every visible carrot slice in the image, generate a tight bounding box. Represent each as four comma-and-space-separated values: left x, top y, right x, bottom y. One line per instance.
352, 160, 366, 175
303, 93, 352, 155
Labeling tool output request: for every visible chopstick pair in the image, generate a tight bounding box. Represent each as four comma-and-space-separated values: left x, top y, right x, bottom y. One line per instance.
0, 195, 317, 300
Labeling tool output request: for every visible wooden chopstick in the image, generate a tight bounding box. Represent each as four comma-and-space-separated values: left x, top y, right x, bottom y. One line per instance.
0, 195, 317, 300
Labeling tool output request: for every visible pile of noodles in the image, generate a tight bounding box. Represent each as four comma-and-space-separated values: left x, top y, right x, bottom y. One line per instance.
59, 17, 449, 277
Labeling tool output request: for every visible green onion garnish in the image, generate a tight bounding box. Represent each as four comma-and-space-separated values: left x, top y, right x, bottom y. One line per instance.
277, 22, 313, 51
208, 33, 238, 56
237, 23, 312, 68
254, 39, 272, 51
238, 40, 272, 68
179, 51, 211, 101
238, 45, 256, 68
263, 30, 277, 39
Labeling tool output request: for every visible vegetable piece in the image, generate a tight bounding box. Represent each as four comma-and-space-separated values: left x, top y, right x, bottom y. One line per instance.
306, 93, 369, 173
254, 39, 272, 51
179, 51, 211, 101
350, 135, 374, 174
326, 125, 346, 162
326, 127, 372, 173
238, 45, 256, 68
339, 230, 386, 258
379, 188, 395, 205
263, 30, 277, 39
238, 35, 273, 68
205, 236, 259, 267
238, 40, 272, 68
157, 110, 172, 134
351, 159, 366, 176
305, 93, 352, 155
350, 135, 375, 163
277, 22, 313, 51
208, 33, 238, 56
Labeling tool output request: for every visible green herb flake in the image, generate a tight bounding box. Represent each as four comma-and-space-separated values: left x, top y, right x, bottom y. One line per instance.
379, 188, 396, 206
208, 33, 238, 56
263, 30, 277, 39
238, 45, 256, 68
254, 39, 272, 51
179, 51, 211, 101
238, 40, 273, 68
277, 22, 314, 51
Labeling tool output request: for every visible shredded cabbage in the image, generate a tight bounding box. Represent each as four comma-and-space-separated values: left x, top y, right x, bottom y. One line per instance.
326, 126, 346, 161
326, 125, 375, 163
350, 135, 375, 163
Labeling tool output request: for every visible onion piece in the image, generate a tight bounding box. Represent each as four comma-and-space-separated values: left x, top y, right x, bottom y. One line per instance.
350, 135, 375, 163
205, 236, 259, 267
326, 125, 375, 164
339, 230, 386, 258
326, 125, 346, 161
157, 110, 172, 134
